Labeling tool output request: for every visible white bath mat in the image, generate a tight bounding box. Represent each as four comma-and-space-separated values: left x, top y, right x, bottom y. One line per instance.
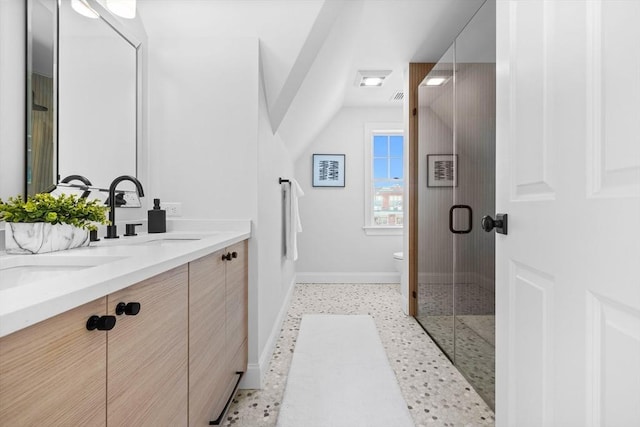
276, 314, 414, 427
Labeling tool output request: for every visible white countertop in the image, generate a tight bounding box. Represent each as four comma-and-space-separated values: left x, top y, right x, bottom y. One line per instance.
0, 220, 251, 338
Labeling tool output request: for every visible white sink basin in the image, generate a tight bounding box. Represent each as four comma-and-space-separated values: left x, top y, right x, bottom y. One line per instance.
0, 255, 125, 291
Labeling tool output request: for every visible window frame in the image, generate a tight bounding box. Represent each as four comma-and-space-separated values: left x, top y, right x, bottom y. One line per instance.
363, 123, 404, 236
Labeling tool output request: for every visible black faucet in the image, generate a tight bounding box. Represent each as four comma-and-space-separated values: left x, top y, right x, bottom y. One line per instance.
61, 174, 92, 186
60, 175, 93, 198
104, 175, 145, 239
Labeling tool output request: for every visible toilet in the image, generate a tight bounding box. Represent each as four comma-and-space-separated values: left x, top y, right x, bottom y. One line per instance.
393, 252, 409, 314
393, 252, 403, 274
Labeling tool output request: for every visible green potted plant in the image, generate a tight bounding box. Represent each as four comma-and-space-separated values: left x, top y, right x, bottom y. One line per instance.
0, 193, 109, 254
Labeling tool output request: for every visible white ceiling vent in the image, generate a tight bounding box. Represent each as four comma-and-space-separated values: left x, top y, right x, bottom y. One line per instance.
390, 91, 404, 101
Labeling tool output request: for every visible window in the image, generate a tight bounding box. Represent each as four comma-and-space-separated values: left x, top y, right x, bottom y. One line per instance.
364, 123, 404, 235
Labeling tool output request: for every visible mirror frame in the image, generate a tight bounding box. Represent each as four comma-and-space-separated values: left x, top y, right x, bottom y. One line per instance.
26, 0, 143, 196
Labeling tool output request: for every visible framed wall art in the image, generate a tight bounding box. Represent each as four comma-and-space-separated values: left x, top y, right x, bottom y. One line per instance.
427, 154, 457, 187
312, 154, 345, 187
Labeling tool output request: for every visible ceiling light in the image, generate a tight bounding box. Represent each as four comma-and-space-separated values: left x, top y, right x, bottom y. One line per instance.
71, 0, 99, 18
424, 77, 448, 86
106, 0, 136, 19
355, 70, 392, 87
362, 77, 384, 87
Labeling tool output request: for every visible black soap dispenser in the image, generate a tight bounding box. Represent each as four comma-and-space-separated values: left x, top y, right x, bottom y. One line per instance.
148, 198, 166, 233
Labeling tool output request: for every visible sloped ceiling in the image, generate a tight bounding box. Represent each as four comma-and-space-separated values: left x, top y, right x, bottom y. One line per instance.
137, 0, 486, 160
137, 0, 324, 106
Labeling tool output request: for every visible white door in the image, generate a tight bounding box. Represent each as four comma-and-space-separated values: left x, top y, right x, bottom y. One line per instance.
495, 1, 640, 426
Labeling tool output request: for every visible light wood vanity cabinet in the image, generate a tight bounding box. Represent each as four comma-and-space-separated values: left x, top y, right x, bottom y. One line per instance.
226, 241, 248, 370
0, 298, 108, 426
0, 239, 248, 426
189, 240, 248, 426
189, 249, 228, 424
107, 265, 189, 426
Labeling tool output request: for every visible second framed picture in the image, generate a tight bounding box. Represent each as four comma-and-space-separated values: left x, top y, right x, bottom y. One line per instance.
312, 154, 345, 187
427, 154, 457, 187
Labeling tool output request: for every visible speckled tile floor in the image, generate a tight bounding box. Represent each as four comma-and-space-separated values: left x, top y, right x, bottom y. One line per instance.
222, 283, 495, 427
415, 315, 495, 409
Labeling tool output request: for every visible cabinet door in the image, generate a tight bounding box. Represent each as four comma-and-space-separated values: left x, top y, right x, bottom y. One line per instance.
188, 250, 231, 425
0, 298, 107, 426
107, 265, 188, 426
226, 240, 248, 369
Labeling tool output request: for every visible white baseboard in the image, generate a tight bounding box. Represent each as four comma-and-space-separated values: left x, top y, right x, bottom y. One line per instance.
241, 362, 262, 390
240, 274, 297, 389
296, 272, 400, 284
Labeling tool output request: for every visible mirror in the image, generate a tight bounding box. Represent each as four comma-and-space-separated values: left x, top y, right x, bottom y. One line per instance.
27, 0, 141, 196
27, 0, 56, 196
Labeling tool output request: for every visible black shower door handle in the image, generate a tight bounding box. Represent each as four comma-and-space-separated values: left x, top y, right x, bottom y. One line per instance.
449, 205, 473, 234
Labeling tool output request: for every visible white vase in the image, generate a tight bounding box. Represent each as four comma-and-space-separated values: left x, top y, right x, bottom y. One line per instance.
4, 223, 90, 254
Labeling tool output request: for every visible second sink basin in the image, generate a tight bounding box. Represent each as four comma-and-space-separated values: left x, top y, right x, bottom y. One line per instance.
132, 238, 201, 247
0, 255, 125, 291
92, 232, 215, 248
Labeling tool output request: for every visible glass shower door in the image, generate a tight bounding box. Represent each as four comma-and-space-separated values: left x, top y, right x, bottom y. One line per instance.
416, 45, 455, 359
453, 0, 496, 409
415, 0, 496, 410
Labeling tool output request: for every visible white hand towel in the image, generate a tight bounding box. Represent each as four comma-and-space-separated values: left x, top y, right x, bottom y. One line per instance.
285, 179, 304, 261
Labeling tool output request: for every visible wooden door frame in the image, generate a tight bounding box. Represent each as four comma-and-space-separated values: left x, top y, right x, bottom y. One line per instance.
408, 63, 434, 316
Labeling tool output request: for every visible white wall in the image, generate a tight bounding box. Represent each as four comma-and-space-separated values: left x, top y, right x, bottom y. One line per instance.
250, 58, 297, 387
147, 37, 259, 219
294, 107, 403, 283
147, 34, 296, 388
0, 0, 25, 200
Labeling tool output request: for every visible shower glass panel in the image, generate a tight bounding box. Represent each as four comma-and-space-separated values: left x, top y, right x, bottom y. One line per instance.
453, 0, 496, 409
416, 45, 455, 359
415, 0, 495, 410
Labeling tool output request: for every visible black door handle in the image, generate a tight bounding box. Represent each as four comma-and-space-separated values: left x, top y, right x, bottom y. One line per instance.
481, 214, 508, 235
449, 205, 473, 234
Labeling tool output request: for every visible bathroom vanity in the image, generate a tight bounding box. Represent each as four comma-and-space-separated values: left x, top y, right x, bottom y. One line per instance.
0, 222, 249, 425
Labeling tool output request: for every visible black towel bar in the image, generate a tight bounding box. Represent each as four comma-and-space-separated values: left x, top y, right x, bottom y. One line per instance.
279, 177, 290, 184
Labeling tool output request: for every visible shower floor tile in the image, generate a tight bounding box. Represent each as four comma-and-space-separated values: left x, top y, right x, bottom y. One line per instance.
222, 283, 495, 427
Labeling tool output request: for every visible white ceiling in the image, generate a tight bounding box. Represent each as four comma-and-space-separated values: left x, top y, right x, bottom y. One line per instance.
137, 0, 486, 158
342, 0, 485, 107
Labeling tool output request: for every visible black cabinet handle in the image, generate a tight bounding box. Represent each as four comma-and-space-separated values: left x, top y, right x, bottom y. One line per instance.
222, 252, 238, 261
481, 214, 508, 235
86, 315, 116, 331
115, 302, 141, 316
449, 205, 473, 234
